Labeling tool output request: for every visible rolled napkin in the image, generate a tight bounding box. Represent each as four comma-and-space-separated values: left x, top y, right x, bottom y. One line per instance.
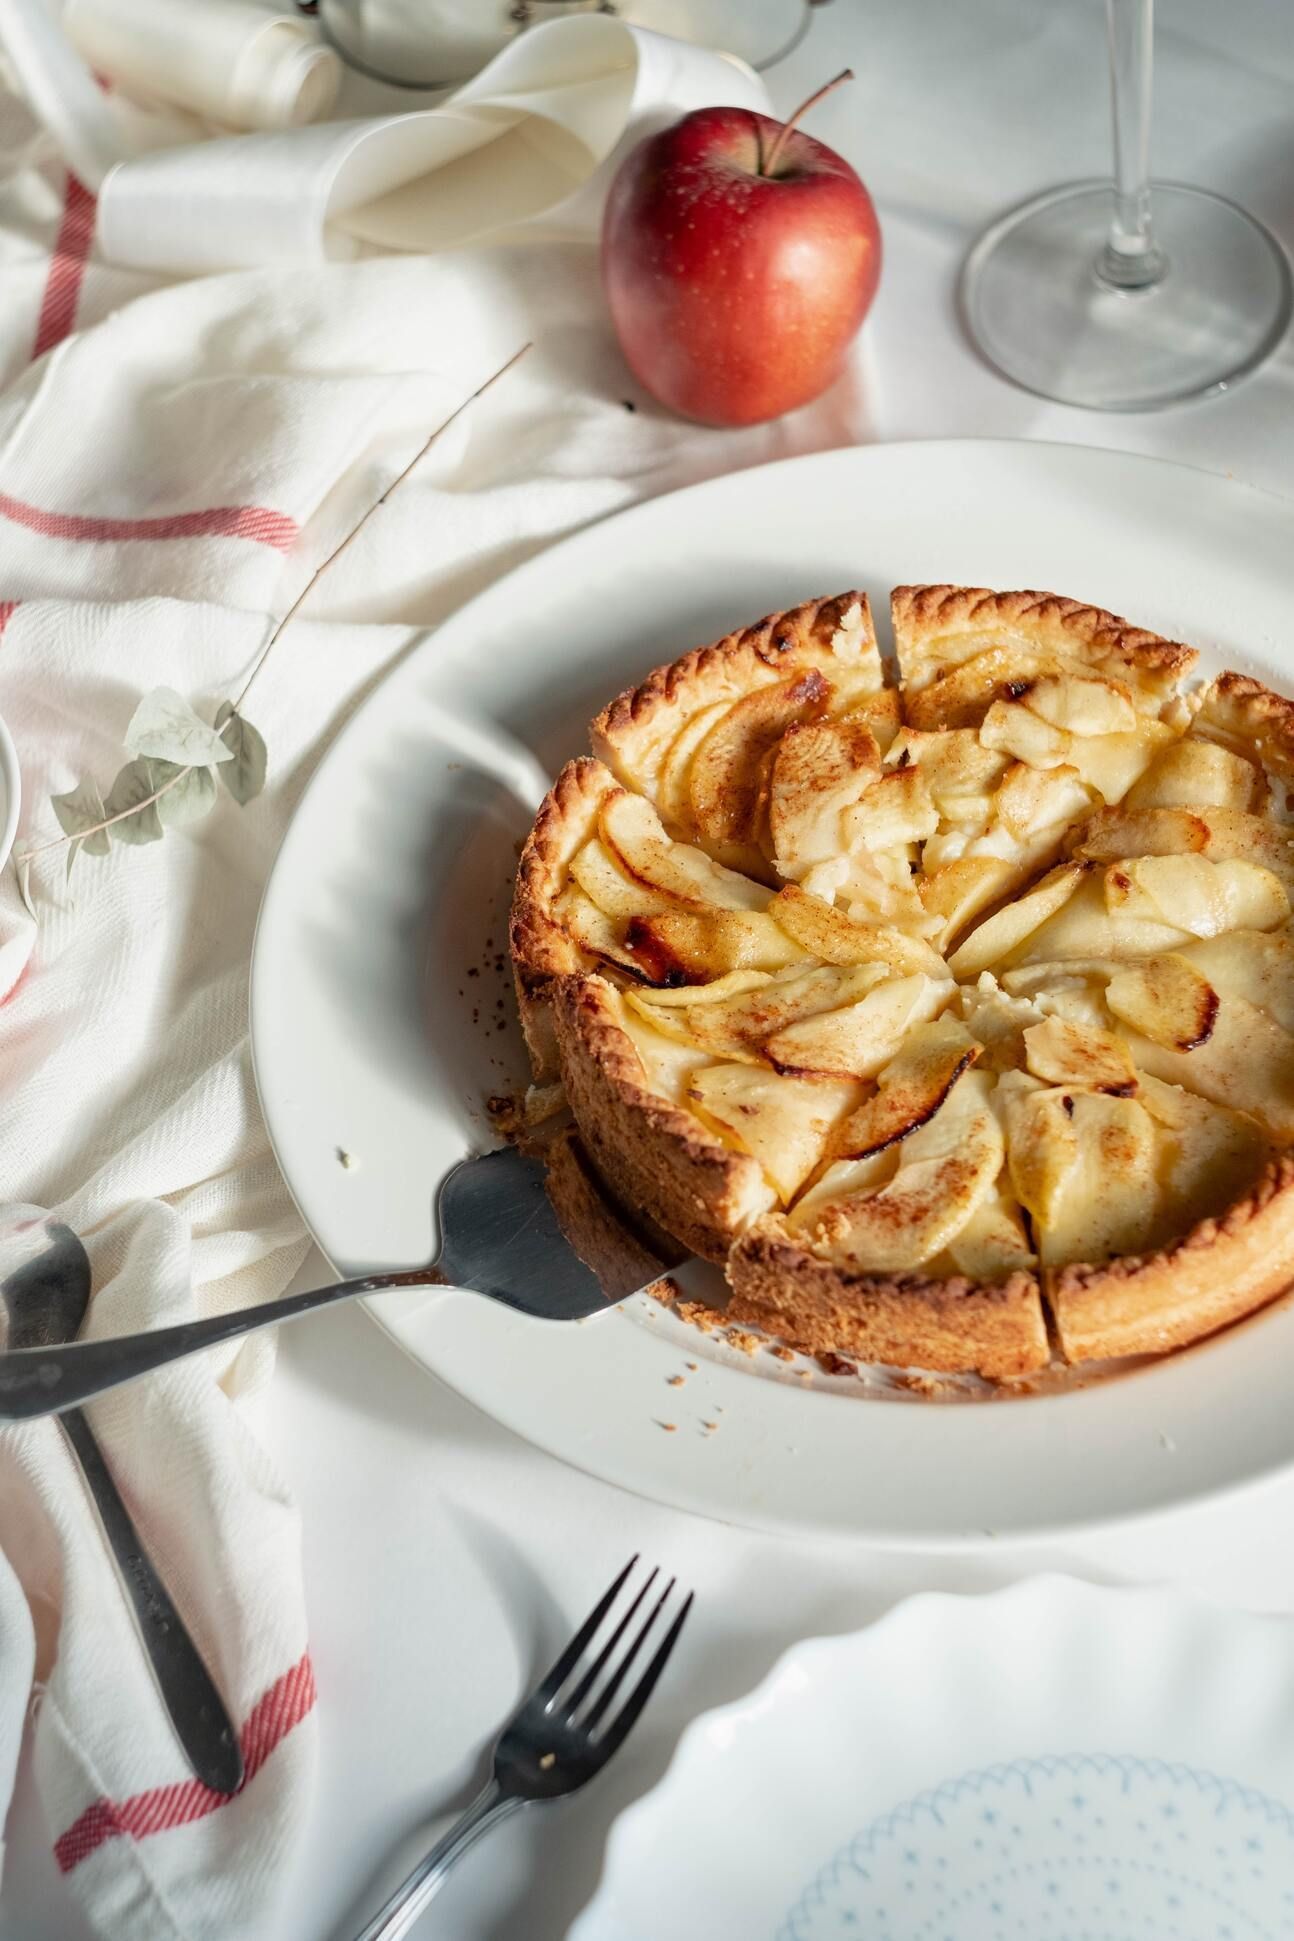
0, 9, 769, 271
64, 0, 342, 132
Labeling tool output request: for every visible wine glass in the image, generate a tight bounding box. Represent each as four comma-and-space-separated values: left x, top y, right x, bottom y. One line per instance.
960, 0, 1292, 411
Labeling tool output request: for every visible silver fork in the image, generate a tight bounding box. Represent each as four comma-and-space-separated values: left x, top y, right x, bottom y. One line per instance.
353, 1558, 692, 1941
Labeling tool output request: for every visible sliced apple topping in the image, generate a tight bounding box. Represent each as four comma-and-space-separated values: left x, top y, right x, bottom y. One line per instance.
625, 964, 886, 1062
569, 837, 675, 919
656, 700, 732, 834
1126, 734, 1264, 813
1017, 671, 1137, 736
943, 1184, 1037, 1279
840, 767, 939, 853
1009, 871, 1190, 966
687, 1064, 858, 1202
1072, 805, 1294, 897
829, 1017, 979, 1160
1138, 1074, 1269, 1224
886, 727, 1011, 816
1002, 1074, 1158, 1268
948, 862, 1091, 978
767, 717, 882, 875
600, 790, 771, 911
768, 883, 946, 976
622, 908, 806, 983
980, 697, 1174, 803
614, 991, 717, 1102
791, 1068, 1004, 1271
957, 973, 1044, 1071
919, 857, 1019, 951
1102, 854, 1289, 937
1108, 971, 1294, 1139
686, 671, 833, 867
1103, 954, 1219, 1052
803, 852, 939, 937
1022, 1014, 1138, 1095
552, 885, 646, 976
765, 971, 955, 1081
1176, 930, 1294, 1034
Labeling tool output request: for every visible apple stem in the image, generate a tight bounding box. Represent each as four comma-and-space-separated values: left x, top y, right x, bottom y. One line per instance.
760, 68, 854, 178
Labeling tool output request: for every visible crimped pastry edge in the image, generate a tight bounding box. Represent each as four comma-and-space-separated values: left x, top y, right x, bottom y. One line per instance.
892, 583, 1198, 697
1196, 670, 1294, 785
509, 756, 619, 1082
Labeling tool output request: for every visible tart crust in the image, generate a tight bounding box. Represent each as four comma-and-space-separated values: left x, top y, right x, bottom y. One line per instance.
1047, 1152, 1294, 1363
510, 756, 619, 1081
726, 1224, 1048, 1381
892, 584, 1197, 700
513, 583, 1294, 1382
1195, 671, 1294, 784
552, 974, 774, 1264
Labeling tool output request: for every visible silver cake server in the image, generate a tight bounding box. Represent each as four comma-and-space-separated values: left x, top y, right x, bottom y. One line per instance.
0, 1146, 673, 1422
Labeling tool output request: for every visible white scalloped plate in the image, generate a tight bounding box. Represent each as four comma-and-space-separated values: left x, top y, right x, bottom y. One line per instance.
251, 439, 1294, 1546
571, 1576, 1294, 1940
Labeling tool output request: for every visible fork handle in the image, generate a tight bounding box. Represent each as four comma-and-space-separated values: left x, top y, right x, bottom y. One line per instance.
353, 1778, 523, 1941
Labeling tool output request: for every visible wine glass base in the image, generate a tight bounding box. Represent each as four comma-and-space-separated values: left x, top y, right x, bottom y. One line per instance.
961, 181, 1293, 411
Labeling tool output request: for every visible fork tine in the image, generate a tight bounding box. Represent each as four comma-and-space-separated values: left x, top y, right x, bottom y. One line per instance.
578, 1575, 676, 1733
535, 1555, 639, 1706
562, 1567, 658, 1718
593, 1589, 693, 1757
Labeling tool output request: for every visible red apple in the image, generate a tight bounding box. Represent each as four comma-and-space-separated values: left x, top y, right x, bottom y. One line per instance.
601, 73, 880, 428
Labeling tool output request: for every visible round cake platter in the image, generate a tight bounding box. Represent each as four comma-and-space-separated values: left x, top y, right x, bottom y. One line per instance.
250, 438, 1294, 1547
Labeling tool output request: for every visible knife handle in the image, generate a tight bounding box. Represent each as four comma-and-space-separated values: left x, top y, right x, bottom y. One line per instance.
59, 1405, 244, 1794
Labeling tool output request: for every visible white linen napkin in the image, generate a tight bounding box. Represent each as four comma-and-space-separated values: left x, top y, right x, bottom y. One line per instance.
0, 42, 868, 1938
0, 10, 768, 272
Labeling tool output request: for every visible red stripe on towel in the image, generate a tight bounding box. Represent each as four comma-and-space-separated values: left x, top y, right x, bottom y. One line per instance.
0, 494, 298, 552
33, 176, 96, 360
53, 1651, 317, 1872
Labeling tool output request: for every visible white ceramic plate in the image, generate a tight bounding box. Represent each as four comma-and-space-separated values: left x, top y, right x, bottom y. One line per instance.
570, 1576, 1294, 1940
251, 439, 1294, 1547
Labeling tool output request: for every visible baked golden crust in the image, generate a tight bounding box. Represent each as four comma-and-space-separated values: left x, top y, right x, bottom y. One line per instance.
552, 974, 773, 1264
726, 1225, 1048, 1381
1195, 671, 1294, 784
509, 757, 619, 1082
1048, 1152, 1294, 1363
590, 591, 882, 796
893, 584, 1197, 699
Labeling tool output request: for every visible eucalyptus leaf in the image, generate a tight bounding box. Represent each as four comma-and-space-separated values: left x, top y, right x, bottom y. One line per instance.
125, 687, 232, 768
50, 780, 110, 857
153, 760, 217, 829
104, 759, 165, 845
215, 706, 267, 806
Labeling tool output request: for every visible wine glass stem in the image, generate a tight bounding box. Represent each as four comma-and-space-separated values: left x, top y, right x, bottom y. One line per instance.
1101, 0, 1164, 290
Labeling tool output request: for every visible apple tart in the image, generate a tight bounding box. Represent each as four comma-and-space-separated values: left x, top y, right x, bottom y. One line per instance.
510, 587, 1294, 1381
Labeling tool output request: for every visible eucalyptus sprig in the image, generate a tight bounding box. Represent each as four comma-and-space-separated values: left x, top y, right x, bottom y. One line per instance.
13, 342, 531, 912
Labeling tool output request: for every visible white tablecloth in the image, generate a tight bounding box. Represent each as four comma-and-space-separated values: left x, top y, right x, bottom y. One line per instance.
6, 0, 1294, 1935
